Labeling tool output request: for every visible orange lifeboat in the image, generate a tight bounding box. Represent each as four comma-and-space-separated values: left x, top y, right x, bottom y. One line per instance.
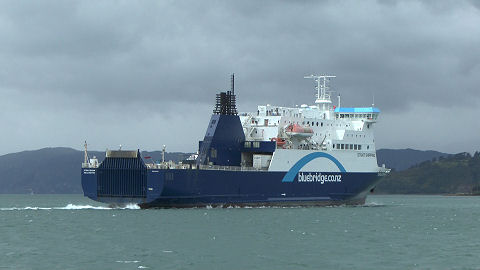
271, 137, 287, 147
285, 124, 314, 138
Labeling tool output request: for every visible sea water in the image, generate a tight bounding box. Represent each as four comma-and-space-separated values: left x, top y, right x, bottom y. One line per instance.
1, 195, 479, 269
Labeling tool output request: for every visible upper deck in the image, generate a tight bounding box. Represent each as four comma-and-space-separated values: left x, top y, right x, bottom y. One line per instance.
239, 75, 381, 154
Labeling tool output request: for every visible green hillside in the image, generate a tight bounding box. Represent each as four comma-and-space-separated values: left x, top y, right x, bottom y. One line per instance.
376, 152, 480, 194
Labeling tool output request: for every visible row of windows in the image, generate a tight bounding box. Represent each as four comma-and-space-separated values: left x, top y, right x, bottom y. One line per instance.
336, 113, 378, 119
345, 134, 367, 138
282, 120, 328, 127
333, 144, 369, 150
244, 141, 260, 148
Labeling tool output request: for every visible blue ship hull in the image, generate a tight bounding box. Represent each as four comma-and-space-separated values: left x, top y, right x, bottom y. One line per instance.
82, 168, 381, 208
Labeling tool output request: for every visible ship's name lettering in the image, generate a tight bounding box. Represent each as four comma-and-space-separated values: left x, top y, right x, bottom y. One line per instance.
297, 172, 342, 184
357, 152, 376, 158
83, 169, 96, 175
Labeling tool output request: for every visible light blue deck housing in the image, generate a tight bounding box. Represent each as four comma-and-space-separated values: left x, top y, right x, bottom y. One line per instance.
334, 107, 380, 113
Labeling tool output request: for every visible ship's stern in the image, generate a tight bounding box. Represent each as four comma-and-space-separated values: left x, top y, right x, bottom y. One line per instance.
81, 150, 164, 206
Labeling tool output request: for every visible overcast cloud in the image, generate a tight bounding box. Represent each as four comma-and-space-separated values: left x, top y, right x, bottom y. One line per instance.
0, 0, 479, 155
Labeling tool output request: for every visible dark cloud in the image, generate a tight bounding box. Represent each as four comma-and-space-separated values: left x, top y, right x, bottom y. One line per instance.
0, 0, 479, 154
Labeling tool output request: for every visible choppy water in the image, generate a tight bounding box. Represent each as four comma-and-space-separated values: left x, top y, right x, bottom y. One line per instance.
1, 195, 480, 269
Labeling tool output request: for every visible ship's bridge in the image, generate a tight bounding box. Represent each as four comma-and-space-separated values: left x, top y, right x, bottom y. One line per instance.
334, 107, 380, 122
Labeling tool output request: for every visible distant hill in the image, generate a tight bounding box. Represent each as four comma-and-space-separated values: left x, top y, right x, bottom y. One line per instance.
0, 147, 190, 194
376, 148, 450, 171
376, 152, 480, 194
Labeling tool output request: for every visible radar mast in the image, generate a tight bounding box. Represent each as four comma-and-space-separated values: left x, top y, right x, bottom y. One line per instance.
304, 74, 336, 110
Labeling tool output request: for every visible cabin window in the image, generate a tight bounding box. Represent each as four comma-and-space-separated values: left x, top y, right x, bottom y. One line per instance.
341, 144, 344, 149
210, 148, 217, 158
253, 142, 260, 148
316, 122, 319, 126
354, 144, 357, 150
244, 142, 251, 148
358, 145, 362, 150
367, 145, 370, 150
350, 144, 353, 149
336, 144, 340, 149
345, 144, 349, 150
333, 144, 335, 149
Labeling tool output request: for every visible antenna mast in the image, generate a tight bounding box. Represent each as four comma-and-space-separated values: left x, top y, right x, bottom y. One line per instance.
231, 73, 234, 95
84, 140, 88, 164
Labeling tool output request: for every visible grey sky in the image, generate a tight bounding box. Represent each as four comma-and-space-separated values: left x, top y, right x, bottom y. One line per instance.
0, 0, 479, 155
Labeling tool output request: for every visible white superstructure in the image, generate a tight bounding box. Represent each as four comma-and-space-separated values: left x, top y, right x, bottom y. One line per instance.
240, 75, 385, 173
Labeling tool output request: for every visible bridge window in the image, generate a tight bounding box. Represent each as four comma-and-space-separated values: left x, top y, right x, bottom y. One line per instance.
341, 144, 344, 149
253, 142, 260, 148
244, 142, 251, 148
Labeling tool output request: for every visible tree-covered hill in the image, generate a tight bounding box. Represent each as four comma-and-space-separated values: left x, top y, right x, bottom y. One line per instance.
376, 148, 449, 171
376, 152, 480, 194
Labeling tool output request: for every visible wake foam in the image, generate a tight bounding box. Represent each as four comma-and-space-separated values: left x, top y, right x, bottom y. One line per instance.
360, 202, 386, 207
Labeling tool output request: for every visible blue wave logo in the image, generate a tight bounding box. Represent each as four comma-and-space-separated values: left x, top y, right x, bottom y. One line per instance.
281, 152, 346, 182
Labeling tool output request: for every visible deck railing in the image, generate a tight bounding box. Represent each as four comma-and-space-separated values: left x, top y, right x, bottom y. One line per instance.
84, 162, 268, 171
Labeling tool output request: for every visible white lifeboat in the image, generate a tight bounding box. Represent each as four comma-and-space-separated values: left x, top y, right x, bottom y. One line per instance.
285, 124, 314, 138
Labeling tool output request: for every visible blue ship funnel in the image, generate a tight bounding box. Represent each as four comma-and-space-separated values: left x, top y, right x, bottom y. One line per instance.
197, 89, 245, 166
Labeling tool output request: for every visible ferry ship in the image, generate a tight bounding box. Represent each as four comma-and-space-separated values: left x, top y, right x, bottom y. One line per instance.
81, 74, 390, 208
